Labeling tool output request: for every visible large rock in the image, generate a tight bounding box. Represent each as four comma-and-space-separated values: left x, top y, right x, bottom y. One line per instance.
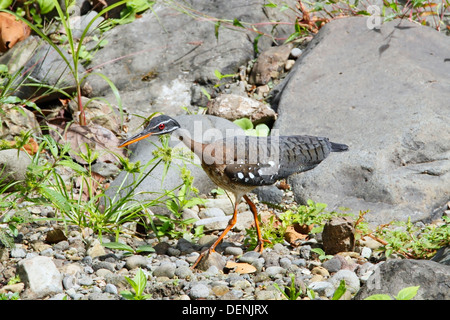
271, 17, 450, 225
105, 114, 244, 213
0, 149, 31, 190
88, 0, 284, 132
0, 36, 87, 102
207, 94, 277, 125
17, 256, 63, 299
354, 259, 450, 300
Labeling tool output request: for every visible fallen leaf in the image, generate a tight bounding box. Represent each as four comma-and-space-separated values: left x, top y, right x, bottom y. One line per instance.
0, 12, 30, 52
284, 225, 308, 246
293, 223, 314, 234
225, 261, 257, 274
7, 137, 40, 155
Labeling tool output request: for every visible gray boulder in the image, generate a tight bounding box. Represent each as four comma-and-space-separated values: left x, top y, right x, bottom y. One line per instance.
271, 17, 450, 225
354, 259, 450, 300
88, 0, 283, 132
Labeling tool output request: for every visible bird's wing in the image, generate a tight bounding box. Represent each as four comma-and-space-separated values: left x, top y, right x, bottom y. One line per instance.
223, 135, 333, 186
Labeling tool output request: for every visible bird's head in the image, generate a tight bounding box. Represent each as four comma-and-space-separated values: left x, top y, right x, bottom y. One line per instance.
118, 115, 180, 147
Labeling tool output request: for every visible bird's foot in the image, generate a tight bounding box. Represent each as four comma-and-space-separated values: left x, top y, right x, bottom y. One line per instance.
254, 239, 271, 253
190, 248, 216, 270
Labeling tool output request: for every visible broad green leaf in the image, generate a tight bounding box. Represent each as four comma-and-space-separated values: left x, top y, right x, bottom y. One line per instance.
311, 247, 325, 256
135, 245, 155, 254
134, 268, 147, 296
395, 286, 420, 300
331, 280, 347, 300
127, 0, 154, 12
263, 2, 277, 8
364, 294, 392, 300
102, 241, 134, 252
37, 0, 55, 14
255, 123, 270, 137
0, 0, 12, 9
120, 290, 135, 300
233, 118, 253, 130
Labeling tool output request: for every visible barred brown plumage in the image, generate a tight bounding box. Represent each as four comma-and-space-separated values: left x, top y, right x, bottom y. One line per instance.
119, 115, 348, 269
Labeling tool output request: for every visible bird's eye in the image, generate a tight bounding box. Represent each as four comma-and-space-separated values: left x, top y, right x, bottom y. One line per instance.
159, 124, 165, 130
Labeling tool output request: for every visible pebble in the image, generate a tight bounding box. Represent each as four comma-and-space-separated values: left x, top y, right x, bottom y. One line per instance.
290, 47, 303, 58
198, 207, 225, 218
224, 246, 243, 257
174, 266, 193, 279
11, 248, 27, 258
125, 255, 149, 270
239, 251, 260, 264
329, 270, 360, 294
262, 251, 280, 267
17, 256, 63, 298
308, 281, 335, 297
153, 261, 176, 278
361, 247, 372, 259
265, 266, 285, 277
189, 283, 211, 299
105, 283, 118, 295
78, 276, 94, 286
62, 275, 77, 290
322, 257, 342, 273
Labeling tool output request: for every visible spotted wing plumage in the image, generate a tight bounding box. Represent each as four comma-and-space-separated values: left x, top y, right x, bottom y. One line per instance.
223, 135, 346, 186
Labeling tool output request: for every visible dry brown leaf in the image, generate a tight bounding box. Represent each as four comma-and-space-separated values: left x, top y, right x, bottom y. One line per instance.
293, 223, 314, 234
7, 137, 40, 155
0, 12, 30, 52
48, 122, 126, 165
277, 180, 290, 191
225, 261, 257, 274
284, 225, 308, 246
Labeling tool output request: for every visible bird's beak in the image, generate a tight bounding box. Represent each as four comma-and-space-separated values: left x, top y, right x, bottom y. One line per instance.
118, 131, 153, 148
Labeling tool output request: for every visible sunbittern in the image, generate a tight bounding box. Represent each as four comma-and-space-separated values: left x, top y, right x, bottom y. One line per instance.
118, 115, 348, 268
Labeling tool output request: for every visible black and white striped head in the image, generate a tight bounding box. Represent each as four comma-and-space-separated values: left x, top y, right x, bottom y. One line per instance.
118, 115, 180, 147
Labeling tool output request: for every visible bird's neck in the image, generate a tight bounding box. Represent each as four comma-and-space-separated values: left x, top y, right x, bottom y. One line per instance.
172, 128, 206, 159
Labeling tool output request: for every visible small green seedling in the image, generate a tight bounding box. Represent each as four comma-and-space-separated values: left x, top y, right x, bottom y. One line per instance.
311, 248, 333, 261
120, 268, 152, 300
364, 286, 420, 300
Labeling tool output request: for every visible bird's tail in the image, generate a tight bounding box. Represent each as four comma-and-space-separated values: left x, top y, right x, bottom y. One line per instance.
330, 142, 349, 152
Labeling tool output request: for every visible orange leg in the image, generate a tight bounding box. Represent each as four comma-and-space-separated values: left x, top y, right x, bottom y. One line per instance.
243, 194, 271, 253
191, 201, 239, 269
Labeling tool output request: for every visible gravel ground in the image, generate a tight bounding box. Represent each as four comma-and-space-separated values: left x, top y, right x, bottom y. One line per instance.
0, 188, 387, 301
